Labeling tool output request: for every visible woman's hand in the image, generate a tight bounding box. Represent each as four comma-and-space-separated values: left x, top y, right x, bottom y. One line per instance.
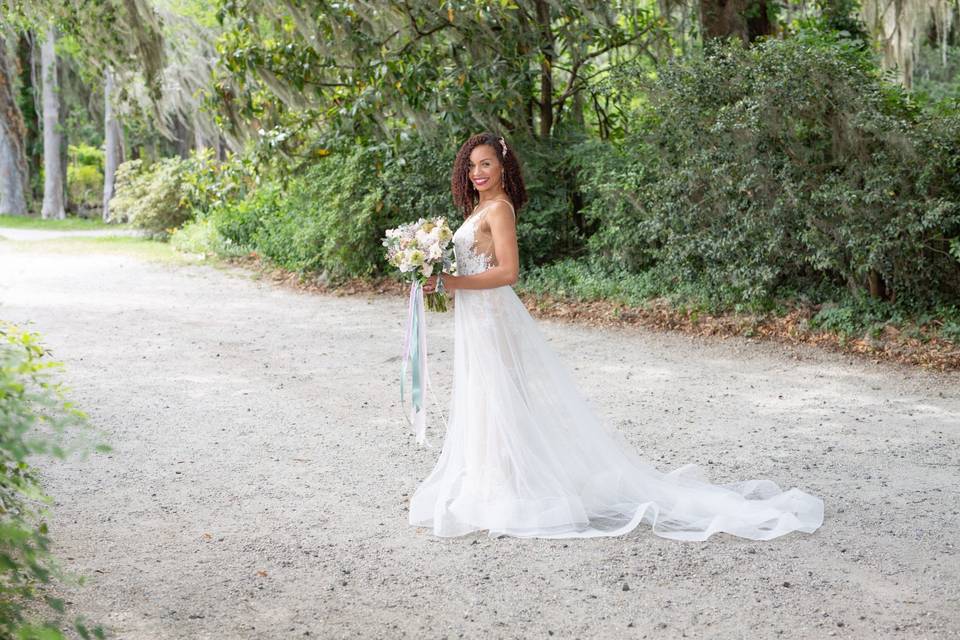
424, 273, 456, 294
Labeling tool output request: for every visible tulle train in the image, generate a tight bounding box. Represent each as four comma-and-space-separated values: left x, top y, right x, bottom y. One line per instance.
408, 285, 824, 540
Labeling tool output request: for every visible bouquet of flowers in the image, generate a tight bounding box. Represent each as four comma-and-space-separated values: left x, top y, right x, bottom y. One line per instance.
383, 217, 455, 446
383, 217, 455, 312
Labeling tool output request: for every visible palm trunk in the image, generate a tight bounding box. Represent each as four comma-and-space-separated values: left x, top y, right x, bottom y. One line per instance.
40, 24, 65, 220
102, 67, 124, 221
0, 38, 29, 216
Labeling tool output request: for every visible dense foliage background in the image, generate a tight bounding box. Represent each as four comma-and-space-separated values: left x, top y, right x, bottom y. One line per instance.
0, 0, 960, 336
1, 1, 959, 332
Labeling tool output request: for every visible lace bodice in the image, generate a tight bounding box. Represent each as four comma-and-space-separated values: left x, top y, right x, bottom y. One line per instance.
453, 199, 514, 276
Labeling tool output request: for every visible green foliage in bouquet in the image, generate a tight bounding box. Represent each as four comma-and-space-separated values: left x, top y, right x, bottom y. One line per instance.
0, 322, 107, 639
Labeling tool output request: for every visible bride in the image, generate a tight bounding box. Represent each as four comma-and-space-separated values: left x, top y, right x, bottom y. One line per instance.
409, 132, 824, 540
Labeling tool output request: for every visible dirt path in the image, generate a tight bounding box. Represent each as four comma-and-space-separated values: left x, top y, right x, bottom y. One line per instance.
1, 233, 958, 639
0, 227, 142, 241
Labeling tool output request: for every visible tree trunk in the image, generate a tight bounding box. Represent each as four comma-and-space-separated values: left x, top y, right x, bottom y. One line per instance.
173, 113, 191, 159
0, 38, 29, 216
16, 33, 40, 203
700, 0, 774, 43
192, 107, 209, 154
867, 269, 887, 299
58, 56, 69, 213
534, 0, 554, 138
40, 24, 65, 220
102, 67, 124, 222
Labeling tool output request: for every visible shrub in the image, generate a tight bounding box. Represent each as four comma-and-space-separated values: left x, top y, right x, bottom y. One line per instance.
108, 151, 228, 236
108, 158, 192, 235
509, 132, 596, 268
207, 161, 365, 275
591, 36, 960, 308
170, 217, 247, 257
378, 138, 456, 236
68, 144, 104, 171
208, 183, 277, 250
180, 149, 259, 219
208, 141, 435, 277
0, 322, 106, 639
518, 257, 664, 306
67, 164, 103, 210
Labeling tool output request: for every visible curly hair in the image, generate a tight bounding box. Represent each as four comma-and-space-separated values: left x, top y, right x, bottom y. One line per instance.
451, 132, 528, 219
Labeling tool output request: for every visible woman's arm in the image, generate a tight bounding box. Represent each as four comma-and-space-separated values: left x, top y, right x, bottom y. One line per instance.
424, 202, 518, 293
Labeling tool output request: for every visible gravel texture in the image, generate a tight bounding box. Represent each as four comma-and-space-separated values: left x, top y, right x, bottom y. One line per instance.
1, 232, 958, 639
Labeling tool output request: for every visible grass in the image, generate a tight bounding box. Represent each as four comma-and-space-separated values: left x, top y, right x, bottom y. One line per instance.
0, 214, 120, 230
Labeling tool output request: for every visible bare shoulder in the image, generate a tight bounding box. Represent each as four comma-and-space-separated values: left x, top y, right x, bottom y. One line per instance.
484, 200, 516, 226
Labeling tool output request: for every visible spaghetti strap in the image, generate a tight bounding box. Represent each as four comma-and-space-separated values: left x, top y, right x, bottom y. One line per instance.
495, 198, 516, 217
469, 197, 516, 222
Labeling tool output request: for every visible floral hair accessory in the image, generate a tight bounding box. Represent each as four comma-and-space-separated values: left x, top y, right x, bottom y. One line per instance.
499, 137, 508, 157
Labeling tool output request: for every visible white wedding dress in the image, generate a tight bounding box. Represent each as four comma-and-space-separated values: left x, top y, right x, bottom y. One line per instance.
408, 200, 824, 540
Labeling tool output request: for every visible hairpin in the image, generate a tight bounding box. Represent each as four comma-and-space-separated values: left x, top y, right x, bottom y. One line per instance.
499, 137, 508, 157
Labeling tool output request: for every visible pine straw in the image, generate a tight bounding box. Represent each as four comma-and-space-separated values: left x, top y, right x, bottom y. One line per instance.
226, 253, 960, 372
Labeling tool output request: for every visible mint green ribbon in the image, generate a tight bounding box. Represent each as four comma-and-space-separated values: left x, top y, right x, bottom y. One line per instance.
401, 280, 431, 446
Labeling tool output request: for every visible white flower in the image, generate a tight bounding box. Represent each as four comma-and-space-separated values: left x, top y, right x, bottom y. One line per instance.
384, 216, 455, 281
415, 229, 433, 247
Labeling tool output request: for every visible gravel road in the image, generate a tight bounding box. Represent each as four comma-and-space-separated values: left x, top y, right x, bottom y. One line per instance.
1, 231, 958, 639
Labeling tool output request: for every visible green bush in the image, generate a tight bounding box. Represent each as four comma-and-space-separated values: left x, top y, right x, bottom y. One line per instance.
510, 133, 596, 268
0, 322, 106, 639
67, 164, 103, 209
66, 145, 105, 213
170, 217, 247, 257
518, 257, 664, 306
201, 131, 599, 277
377, 133, 593, 270
208, 184, 275, 250
378, 138, 457, 236
913, 44, 960, 109
588, 36, 960, 308
68, 144, 104, 171
180, 149, 258, 219
108, 158, 188, 234
109, 151, 228, 236
266, 149, 386, 276
208, 142, 423, 277
249, 180, 326, 272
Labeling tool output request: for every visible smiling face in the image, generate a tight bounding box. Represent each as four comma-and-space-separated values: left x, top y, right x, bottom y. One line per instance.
468, 144, 503, 194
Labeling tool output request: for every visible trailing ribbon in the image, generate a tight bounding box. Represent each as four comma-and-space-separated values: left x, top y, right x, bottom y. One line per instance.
401, 281, 433, 447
